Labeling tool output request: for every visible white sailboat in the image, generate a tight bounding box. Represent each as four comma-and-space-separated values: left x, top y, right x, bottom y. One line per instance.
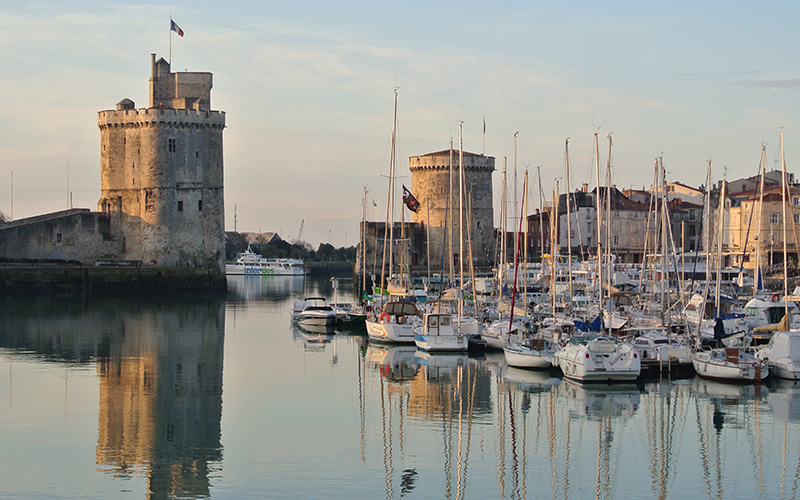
504, 337, 556, 369
692, 346, 769, 382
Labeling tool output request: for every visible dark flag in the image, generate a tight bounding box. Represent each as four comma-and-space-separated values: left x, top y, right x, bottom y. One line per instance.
402, 185, 420, 213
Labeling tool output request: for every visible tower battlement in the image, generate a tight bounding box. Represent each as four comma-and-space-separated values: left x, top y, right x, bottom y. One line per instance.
98, 107, 226, 129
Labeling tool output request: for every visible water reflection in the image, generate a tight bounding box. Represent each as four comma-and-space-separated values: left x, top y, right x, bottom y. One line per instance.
10, 277, 800, 499
226, 274, 306, 303
0, 294, 225, 499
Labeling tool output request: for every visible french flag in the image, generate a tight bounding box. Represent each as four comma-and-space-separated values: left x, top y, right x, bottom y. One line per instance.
170, 19, 184, 37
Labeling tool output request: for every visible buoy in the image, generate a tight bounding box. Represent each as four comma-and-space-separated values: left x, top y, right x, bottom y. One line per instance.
379, 312, 390, 323
772, 293, 781, 302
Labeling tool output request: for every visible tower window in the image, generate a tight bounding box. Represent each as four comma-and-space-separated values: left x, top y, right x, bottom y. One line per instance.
178, 201, 183, 212
198, 200, 203, 211
169, 139, 176, 153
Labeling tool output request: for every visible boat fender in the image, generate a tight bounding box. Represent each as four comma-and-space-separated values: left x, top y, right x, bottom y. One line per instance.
379, 312, 391, 323
772, 293, 781, 302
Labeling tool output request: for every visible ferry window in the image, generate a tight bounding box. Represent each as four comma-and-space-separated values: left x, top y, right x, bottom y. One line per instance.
178, 201, 183, 212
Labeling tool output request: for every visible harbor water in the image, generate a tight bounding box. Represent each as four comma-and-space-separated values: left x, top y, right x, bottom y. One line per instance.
1, 275, 800, 499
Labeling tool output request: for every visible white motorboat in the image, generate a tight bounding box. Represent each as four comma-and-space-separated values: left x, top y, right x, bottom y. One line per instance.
291, 297, 336, 327
503, 337, 556, 369
413, 312, 468, 352
756, 331, 800, 380
365, 301, 422, 343
331, 302, 367, 324
629, 330, 693, 366
226, 246, 305, 276
692, 347, 769, 382
553, 335, 641, 382
744, 297, 799, 344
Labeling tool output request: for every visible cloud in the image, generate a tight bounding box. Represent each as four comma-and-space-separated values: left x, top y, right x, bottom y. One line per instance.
732, 79, 800, 89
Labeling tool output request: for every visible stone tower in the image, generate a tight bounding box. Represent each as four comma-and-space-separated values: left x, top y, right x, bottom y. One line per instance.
409, 149, 495, 267
97, 54, 226, 274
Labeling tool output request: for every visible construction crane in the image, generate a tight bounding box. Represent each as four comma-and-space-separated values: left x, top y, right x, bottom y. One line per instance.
297, 219, 304, 243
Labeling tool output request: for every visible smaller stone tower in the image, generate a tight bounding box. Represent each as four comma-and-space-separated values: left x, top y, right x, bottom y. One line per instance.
97, 54, 226, 274
409, 149, 495, 267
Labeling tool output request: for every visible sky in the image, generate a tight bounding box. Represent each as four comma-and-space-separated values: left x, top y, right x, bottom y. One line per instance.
1, 1, 799, 248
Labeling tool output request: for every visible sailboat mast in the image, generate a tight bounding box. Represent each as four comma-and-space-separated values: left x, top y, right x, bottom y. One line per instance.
754, 145, 766, 298
389, 89, 397, 285
606, 135, 613, 299
514, 132, 520, 266
500, 159, 507, 302
458, 122, 465, 318
449, 139, 455, 285
661, 156, 669, 318
379, 89, 398, 298
594, 132, 603, 305
781, 132, 789, 315
361, 186, 367, 294
564, 138, 574, 300
714, 178, 726, 319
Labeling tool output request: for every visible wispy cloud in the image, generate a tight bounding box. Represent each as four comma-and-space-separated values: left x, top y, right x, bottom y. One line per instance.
733, 79, 800, 89
670, 70, 767, 77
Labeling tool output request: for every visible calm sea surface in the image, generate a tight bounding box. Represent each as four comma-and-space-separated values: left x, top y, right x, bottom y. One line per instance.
2, 274, 800, 499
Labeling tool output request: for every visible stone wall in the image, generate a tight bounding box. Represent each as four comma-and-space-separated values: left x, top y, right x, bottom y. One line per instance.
0, 210, 120, 263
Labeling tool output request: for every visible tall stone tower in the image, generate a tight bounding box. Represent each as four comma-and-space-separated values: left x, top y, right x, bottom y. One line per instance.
409, 149, 495, 267
97, 54, 226, 274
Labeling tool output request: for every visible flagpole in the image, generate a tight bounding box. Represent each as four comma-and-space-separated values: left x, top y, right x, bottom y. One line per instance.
169, 16, 172, 67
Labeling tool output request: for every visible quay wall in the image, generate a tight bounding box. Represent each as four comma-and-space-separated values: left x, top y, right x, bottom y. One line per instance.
0, 263, 226, 293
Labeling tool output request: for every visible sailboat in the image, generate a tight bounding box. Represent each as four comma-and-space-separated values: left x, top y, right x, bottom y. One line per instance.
366, 89, 423, 343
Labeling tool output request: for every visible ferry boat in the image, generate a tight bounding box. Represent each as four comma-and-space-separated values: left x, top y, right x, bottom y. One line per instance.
226, 246, 305, 276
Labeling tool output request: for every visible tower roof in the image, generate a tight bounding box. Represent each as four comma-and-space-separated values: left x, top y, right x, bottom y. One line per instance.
417, 149, 488, 158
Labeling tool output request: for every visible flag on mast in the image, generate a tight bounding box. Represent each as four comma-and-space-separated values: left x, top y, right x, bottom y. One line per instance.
170, 19, 184, 37
402, 185, 420, 213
